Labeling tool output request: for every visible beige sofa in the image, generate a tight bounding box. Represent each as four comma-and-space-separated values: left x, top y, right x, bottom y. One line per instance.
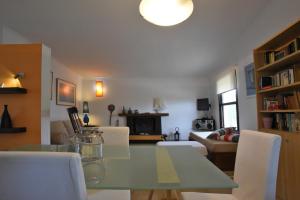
50, 120, 75, 144
50, 121, 130, 145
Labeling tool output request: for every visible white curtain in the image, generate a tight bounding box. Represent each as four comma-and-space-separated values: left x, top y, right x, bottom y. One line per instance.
216, 69, 237, 94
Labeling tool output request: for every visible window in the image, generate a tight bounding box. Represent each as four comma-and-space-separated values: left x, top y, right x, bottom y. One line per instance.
219, 89, 239, 130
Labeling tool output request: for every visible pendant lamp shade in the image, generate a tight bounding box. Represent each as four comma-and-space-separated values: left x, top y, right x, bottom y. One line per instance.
139, 0, 194, 26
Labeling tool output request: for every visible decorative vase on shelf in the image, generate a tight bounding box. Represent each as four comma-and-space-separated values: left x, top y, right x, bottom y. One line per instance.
262, 117, 273, 129
1, 105, 13, 128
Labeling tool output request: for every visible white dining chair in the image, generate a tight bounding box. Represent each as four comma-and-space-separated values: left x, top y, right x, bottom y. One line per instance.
99, 127, 129, 146
0, 151, 130, 200
182, 130, 281, 200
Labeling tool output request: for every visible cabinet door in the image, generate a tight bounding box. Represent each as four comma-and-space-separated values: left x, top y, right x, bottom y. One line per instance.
276, 133, 287, 200
285, 133, 300, 200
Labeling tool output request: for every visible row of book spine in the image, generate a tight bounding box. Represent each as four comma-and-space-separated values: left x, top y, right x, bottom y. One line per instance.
273, 113, 300, 132
263, 89, 300, 110
264, 37, 300, 65
260, 67, 295, 90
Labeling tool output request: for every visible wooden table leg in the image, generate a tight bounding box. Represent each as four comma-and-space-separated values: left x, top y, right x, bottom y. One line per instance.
166, 190, 172, 200
162, 190, 179, 200
148, 190, 154, 200
175, 190, 183, 200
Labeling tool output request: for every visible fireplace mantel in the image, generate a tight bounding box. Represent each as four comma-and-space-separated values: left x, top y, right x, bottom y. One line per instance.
118, 113, 169, 117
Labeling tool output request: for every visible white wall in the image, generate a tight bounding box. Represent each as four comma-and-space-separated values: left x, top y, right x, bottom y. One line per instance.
50, 58, 82, 121
0, 24, 2, 42
41, 45, 52, 144
1, 26, 31, 44
82, 77, 210, 139
210, 0, 300, 130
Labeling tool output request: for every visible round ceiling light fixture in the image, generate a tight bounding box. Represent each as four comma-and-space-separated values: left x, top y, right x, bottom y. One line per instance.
139, 0, 194, 26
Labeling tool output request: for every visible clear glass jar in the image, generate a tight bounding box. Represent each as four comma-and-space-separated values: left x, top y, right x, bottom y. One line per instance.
83, 160, 106, 184
71, 131, 104, 162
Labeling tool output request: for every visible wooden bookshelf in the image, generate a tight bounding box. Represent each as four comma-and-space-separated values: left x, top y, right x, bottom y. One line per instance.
254, 20, 300, 200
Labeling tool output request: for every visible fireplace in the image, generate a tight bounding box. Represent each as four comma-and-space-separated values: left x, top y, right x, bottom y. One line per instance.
119, 113, 169, 135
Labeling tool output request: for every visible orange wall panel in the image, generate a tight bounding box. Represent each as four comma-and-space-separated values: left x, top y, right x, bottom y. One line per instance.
0, 44, 42, 150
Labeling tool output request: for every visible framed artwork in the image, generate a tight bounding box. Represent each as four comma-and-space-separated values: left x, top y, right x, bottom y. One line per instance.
244, 63, 256, 96
56, 78, 76, 106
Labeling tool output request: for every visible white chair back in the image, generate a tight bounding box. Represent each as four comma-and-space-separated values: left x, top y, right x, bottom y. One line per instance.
0, 152, 86, 200
99, 127, 129, 146
233, 130, 281, 200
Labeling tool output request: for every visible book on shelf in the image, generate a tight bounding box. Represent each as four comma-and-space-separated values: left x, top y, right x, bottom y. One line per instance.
287, 37, 300, 54
263, 92, 299, 110
280, 70, 289, 86
264, 51, 275, 64
260, 67, 295, 89
263, 37, 300, 65
274, 50, 285, 61
263, 96, 280, 110
271, 113, 300, 132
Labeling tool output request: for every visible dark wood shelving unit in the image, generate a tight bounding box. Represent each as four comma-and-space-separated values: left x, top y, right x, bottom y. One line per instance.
0, 87, 27, 94
0, 127, 26, 133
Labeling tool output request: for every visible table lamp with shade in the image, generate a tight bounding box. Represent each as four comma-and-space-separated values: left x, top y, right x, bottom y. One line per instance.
82, 101, 90, 126
153, 98, 166, 113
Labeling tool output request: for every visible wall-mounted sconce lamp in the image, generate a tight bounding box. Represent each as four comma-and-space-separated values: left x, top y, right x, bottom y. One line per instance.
14, 72, 25, 79
96, 80, 104, 97
82, 101, 90, 126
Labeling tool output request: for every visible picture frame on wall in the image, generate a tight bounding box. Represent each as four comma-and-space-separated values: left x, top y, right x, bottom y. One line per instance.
244, 63, 256, 96
56, 78, 76, 106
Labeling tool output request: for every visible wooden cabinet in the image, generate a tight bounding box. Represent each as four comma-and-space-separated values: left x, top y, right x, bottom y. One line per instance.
276, 132, 287, 200
254, 20, 300, 200
285, 133, 300, 200
275, 132, 300, 200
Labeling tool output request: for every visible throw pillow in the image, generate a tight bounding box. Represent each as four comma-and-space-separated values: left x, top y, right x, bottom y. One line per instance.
207, 127, 239, 143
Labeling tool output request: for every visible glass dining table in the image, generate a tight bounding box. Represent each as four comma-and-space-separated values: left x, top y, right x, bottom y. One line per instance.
16, 144, 238, 199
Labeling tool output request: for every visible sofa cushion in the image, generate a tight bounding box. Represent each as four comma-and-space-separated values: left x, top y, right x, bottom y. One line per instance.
50, 121, 70, 144
207, 128, 240, 143
62, 120, 75, 137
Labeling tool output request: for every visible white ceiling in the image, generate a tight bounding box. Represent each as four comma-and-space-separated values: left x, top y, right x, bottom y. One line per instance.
0, 0, 271, 78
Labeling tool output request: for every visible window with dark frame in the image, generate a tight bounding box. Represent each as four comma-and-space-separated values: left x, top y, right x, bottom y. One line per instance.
218, 89, 239, 130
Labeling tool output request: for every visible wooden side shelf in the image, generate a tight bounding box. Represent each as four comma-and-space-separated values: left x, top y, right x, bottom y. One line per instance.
0, 127, 27, 133
0, 87, 27, 94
